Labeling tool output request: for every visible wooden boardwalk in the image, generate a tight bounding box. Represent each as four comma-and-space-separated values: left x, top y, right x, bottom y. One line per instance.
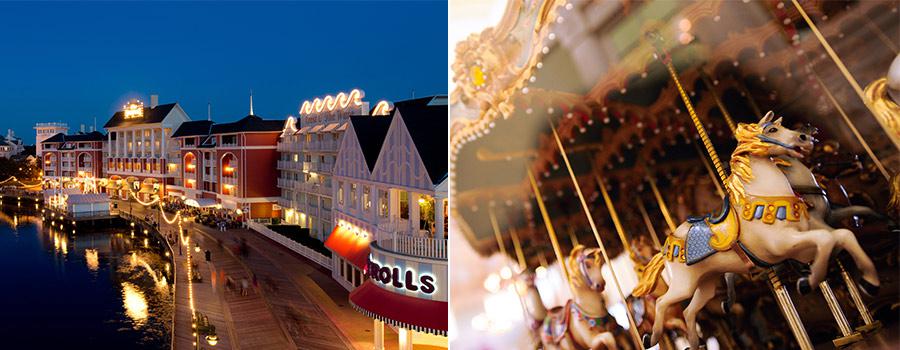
122, 201, 374, 350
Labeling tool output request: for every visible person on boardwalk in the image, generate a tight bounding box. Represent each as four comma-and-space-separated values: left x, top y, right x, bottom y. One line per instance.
240, 278, 249, 296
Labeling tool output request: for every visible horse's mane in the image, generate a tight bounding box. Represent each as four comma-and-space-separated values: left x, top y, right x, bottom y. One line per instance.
726, 123, 772, 203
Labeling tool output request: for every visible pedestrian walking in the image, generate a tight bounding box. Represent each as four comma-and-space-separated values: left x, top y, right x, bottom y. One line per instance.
240, 278, 249, 296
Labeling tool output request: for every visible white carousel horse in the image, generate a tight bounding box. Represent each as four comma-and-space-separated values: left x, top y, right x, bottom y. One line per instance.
777, 149, 881, 294
633, 112, 857, 350
525, 245, 630, 350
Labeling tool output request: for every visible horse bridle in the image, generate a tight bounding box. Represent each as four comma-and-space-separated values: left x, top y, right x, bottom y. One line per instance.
577, 251, 604, 291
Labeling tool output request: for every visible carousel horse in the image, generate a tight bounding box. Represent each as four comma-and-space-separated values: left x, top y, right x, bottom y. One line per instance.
720, 130, 888, 313
633, 112, 855, 350
536, 245, 630, 350
629, 235, 689, 338
515, 271, 548, 349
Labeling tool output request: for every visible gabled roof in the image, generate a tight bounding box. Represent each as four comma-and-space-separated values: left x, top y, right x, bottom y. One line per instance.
104, 103, 177, 128
211, 115, 284, 134
393, 95, 448, 185
41, 131, 106, 144
171, 120, 214, 138
349, 115, 393, 172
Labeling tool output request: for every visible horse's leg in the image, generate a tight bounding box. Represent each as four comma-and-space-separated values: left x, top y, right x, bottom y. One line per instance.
589, 332, 618, 350
647, 272, 696, 349
788, 229, 837, 293
831, 228, 880, 294
683, 278, 717, 350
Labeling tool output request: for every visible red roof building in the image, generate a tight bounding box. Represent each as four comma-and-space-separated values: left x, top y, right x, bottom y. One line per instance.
168, 104, 284, 219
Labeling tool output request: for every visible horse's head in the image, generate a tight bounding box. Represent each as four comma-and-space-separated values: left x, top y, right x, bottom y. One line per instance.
727, 111, 816, 199
567, 245, 606, 291
754, 111, 815, 158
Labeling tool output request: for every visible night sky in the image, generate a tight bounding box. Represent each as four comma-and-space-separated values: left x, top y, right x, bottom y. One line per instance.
0, 1, 448, 144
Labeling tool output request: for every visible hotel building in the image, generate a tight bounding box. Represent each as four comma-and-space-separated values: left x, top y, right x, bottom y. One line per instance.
103, 96, 190, 198
326, 95, 448, 350
169, 110, 284, 219
34, 122, 69, 157
40, 130, 107, 186
276, 89, 391, 240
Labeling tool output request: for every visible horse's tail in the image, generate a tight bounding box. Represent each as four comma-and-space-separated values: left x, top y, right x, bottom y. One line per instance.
888, 172, 900, 219
633, 251, 666, 297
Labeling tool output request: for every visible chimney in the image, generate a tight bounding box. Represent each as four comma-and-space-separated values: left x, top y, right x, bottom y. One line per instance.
150, 94, 159, 108
80, 124, 85, 133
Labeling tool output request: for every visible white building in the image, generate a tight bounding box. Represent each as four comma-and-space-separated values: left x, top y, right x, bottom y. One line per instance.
327, 95, 448, 350
0, 129, 26, 159
103, 95, 190, 198
276, 89, 390, 240
34, 122, 69, 157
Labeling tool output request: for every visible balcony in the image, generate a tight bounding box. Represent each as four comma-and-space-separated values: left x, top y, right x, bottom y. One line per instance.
374, 232, 447, 260
221, 176, 238, 186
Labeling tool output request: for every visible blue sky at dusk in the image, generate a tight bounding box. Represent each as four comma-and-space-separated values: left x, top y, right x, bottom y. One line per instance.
0, 1, 448, 144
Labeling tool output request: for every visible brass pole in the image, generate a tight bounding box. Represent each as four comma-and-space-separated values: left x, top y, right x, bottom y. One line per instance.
526, 169, 573, 290
735, 80, 763, 119
838, 260, 882, 333
510, 227, 528, 271
547, 120, 643, 345
819, 280, 864, 346
488, 207, 509, 257
811, 70, 891, 181
862, 15, 898, 55
596, 176, 637, 262
792, 0, 900, 151
699, 68, 737, 133
566, 226, 580, 248
645, 167, 678, 233
635, 199, 662, 250
694, 140, 726, 198
767, 269, 814, 350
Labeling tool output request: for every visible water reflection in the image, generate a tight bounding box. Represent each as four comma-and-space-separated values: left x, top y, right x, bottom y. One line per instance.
85, 248, 99, 271
0, 205, 173, 348
122, 282, 150, 327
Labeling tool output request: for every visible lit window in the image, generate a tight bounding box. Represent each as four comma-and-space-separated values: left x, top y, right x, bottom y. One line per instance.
363, 186, 371, 211
337, 181, 344, 206
350, 183, 358, 208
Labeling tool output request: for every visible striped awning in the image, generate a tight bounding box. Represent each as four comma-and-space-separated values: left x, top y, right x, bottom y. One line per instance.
336, 122, 348, 131
349, 281, 447, 336
320, 123, 338, 132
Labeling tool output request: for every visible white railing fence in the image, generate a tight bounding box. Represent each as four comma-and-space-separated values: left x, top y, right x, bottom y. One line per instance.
378, 232, 447, 260
247, 221, 331, 270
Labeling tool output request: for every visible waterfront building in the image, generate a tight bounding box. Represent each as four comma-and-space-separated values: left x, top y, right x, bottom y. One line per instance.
276, 89, 391, 240
169, 107, 284, 219
34, 122, 68, 157
40, 130, 106, 182
0, 129, 26, 159
326, 95, 448, 350
103, 96, 190, 199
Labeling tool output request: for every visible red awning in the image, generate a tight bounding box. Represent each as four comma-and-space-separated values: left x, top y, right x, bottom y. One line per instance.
349, 281, 447, 336
324, 225, 370, 269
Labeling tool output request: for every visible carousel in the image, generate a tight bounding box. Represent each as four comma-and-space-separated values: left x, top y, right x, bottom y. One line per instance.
449, 1, 899, 349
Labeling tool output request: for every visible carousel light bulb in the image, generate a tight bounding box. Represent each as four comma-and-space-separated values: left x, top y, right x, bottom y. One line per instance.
500, 266, 512, 279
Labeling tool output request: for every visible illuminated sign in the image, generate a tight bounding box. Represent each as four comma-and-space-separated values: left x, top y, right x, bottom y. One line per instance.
300, 89, 364, 115
366, 258, 436, 295
123, 99, 144, 119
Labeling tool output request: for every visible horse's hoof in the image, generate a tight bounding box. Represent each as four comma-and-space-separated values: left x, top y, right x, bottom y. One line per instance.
858, 279, 880, 297
643, 333, 652, 348
797, 277, 812, 295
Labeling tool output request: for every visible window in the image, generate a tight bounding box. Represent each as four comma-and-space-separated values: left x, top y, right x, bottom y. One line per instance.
363, 186, 371, 211
400, 191, 409, 219
337, 181, 344, 206
379, 190, 389, 218
293, 154, 299, 162
185, 138, 196, 146
222, 135, 237, 145
350, 183, 358, 208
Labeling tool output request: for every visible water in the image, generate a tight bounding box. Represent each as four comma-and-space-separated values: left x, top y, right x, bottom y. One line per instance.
0, 206, 173, 349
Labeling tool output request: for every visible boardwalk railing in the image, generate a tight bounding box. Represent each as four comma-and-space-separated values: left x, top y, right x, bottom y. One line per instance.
378, 232, 447, 260
247, 221, 331, 270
